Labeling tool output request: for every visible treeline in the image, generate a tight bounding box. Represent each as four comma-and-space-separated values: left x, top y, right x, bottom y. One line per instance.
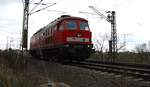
91, 34, 150, 64
91, 42, 150, 64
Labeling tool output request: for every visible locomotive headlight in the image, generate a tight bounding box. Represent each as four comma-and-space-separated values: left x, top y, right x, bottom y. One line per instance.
88, 45, 92, 48
88, 45, 91, 47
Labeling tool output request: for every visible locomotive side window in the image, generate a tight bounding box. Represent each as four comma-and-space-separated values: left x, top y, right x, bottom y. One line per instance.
59, 25, 64, 31
66, 21, 77, 30
59, 22, 64, 31
54, 25, 57, 31
80, 22, 89, 30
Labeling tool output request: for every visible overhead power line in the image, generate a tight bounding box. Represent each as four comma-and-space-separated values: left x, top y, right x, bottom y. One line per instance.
31, 2, 47, 5
30, 2, 54, 5
30, 0, 35, 3
89, 6, 109, 22
79, 11, 99, 16
29, 3, 56, 15
46, 9, 67, 14
29, 0, 44, 14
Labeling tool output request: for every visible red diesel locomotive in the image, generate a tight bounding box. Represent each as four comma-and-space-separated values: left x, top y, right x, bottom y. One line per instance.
30, 15, 93, 61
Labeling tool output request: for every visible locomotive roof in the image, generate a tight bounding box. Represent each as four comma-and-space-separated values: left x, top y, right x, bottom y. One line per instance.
50, 15, 88, 25
32, 15, 88, 37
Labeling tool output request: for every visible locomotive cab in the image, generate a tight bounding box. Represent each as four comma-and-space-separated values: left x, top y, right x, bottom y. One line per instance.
56, 19, 92, 44
53, 18, 93, 60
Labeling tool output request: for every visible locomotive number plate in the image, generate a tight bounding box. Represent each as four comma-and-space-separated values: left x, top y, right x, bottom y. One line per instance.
67, 37, 89, 42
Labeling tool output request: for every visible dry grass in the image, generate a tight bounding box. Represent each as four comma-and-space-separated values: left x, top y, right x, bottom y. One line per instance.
0, 50, 32, 87
0, 71, 32, 87
90, 52, 150, 64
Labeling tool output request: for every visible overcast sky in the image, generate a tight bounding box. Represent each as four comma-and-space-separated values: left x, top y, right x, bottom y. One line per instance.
0, 0, 150, 50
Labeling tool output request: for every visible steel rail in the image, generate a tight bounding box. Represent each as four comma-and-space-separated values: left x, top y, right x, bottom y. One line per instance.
68, 60, 150, 81
86, 60, 150, 69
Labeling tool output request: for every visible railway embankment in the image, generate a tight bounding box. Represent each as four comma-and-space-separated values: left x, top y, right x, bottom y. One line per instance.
27, 58, 150, 87
0, 50, 150, 87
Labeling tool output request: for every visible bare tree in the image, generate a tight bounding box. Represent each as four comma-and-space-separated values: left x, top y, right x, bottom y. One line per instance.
93, 33, 109, 60
134, 43, 150, 63
135, 43, 147, 53
147, 41, 150, 52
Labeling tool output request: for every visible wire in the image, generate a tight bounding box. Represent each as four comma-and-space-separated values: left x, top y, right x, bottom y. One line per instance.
29, 3, 56, 15
46, 9, 67, 14
29, 0, 44, 14
31, 2, 47, 5
30, 0, 35, 3
79, 11, 99, 16
89, 6, 109, 22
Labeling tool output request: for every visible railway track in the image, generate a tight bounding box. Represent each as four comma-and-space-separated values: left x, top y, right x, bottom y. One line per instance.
67, 60, 150, 81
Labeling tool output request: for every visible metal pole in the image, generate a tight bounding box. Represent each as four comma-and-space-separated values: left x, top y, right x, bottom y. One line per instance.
21, 0, 29, 73
110, 11, 117, 61
22, 0, 29, 51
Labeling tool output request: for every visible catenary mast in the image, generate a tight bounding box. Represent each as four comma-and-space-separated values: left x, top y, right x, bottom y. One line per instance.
22, 0, 29, 51
89, 6, 117, 61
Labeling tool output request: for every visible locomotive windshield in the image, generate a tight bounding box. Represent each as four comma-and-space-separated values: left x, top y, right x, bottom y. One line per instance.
80, 22, 89, 30
66, 21, 77, 30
